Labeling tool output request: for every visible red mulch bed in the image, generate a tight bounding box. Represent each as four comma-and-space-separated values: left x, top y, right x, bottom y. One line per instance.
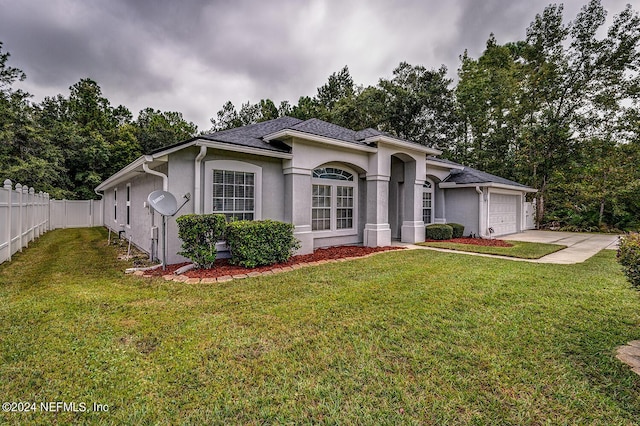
424, 237, 513, 247
143, 245, 404, 279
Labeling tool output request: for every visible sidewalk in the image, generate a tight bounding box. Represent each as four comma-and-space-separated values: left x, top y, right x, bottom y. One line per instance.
396, 231, 620, 265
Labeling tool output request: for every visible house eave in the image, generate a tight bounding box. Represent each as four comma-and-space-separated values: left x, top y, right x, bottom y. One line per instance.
95, 156, 147, 191
194, 139, 293, 159
365, 135, 442, 156
264, 129, 378, 153
426, 159, 464, 170
439, 182, 537, 192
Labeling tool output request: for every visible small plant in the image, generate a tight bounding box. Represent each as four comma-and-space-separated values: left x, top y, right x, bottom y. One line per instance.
447, 223, 465, 239
426, 224, 453, 240
226, 220, 300, 268
617, 233, 640, 289
176, 214, 226, 269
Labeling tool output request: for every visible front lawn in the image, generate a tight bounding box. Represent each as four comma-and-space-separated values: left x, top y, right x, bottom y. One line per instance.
1, 228, 639, 424
418, 239, 566, 259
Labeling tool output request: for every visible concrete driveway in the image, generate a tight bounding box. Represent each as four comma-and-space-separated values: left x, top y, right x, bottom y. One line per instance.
505, 230, 620, 264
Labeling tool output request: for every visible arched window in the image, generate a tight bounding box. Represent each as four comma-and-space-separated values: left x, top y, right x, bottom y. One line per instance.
312, 167, 354, 181
311, 166, 357, 233
423, 178, 434, 224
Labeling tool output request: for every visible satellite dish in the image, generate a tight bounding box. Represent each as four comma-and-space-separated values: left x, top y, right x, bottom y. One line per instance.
147, 190, 178, 216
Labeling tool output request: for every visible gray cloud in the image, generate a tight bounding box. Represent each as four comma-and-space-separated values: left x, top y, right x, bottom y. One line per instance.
0, 0, 633, 130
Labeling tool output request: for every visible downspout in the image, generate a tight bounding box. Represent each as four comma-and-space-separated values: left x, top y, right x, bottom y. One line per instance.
194, 146, 207, 214
142, 156, 168, 191
142, 156, 168, 267
475, 186, 484, 238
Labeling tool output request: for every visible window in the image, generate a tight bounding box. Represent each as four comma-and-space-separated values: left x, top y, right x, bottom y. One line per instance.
126, 184, 131, 226
311, 166, 356, 233
423, 179, 434, 224
336, 186, 354, 229
312, 185, 331, 230
204, 160, 262, 221
113, 188, 117, 222
312, 167, 354, 181
212, 170, 255, 221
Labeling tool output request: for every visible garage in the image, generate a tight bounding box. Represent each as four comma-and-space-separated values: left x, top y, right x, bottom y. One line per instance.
489, 193, 519, 236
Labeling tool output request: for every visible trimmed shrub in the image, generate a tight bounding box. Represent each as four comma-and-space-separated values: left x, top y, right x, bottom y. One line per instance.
617, 233, 640, 289
426, 224, 453, 240
226, 220, 301, 268
448, 223, 465, 239
176, 214, 227, 269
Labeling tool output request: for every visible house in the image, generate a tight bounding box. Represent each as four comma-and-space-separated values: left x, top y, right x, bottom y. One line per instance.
95, 117, 536, 264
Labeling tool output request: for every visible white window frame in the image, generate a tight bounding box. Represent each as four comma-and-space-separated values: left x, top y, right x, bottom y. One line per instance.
204, 160, 262, 220
423, 178, 434, 225
311, 166, 357, 237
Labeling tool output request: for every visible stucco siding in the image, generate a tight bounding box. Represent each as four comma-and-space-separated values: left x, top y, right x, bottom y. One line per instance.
103, 168, 164, 259
163, 148, 286, 264
444, 188, 480, 237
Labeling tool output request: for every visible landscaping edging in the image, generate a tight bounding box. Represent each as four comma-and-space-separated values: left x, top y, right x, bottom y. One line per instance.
131, 249, 404, 284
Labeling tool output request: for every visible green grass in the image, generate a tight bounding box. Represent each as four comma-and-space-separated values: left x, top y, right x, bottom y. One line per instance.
418, 240, 566, 259
1, 228, 639, 424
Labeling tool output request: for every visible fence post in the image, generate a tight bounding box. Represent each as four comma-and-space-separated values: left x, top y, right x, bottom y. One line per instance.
29, 187, 35, 243
35, 191, 41, 238
16, 183, 23, 252
45, 193, 50, 231
23, 185, 29, 248
38, 191, 43, 237
4, 179, 11, 262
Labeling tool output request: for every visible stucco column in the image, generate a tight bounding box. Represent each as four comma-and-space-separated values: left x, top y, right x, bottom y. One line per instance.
400, 159, 426, 243
284, 167, 314, 254
401, 178, 426, 243
364, 175, 391, 247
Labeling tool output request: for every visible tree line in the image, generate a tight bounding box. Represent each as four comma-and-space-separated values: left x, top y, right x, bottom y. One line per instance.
0, 54, 197, 200
1, 0, 638, 230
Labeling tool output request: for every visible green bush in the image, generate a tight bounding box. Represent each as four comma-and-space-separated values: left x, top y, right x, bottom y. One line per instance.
226, 220, 301, 268
426, 224, 453, 240
448, 223, 465, 238
617, 233, 640, 289
176, 214, 227, 269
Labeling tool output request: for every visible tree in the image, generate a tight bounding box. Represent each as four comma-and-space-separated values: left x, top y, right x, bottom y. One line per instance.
517, 0, 640, 224
377, 62, 457, 147
452, 1, 640, 227
0, 42, 71, 197
290, 95, 320, 121
135, 108, 197, 153
315, 66, 355, 119
209, 101, 242, 131
455, 38, 525, 176
209, 99, 282, 132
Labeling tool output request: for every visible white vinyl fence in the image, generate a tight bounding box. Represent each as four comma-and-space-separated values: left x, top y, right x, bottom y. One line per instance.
0, 179, 103, 265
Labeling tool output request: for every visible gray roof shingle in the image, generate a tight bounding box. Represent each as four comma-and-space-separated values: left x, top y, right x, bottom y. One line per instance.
153, 116, 435, 155
443, 165, 530, 188
199, 116, 302, 152
429, 156, 531, 188
289, 118, 372, 146
204, 116, 435, 149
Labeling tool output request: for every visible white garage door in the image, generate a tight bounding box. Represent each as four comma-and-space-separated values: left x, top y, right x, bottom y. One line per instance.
489, 194, 518, 236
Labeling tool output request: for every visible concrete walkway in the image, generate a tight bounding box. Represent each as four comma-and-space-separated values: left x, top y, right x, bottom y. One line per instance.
397, 230, 620, 265
506, 230, 619, 264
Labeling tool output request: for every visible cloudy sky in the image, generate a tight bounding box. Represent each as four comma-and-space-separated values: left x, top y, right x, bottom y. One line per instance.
0, 0, 632, 131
